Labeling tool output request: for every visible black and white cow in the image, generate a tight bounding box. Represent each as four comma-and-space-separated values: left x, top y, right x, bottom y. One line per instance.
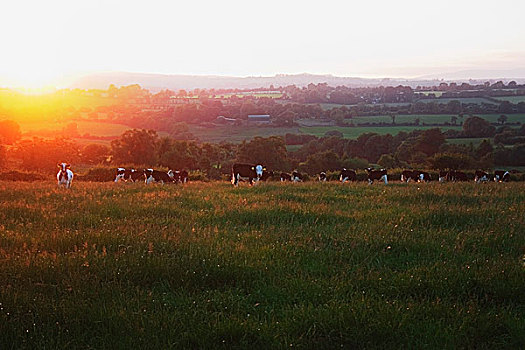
144, 169, 173, 184
448, 170, 467, 182
474, 170, 490, 183
340, 168, 357, 183
366, 168, 388, 184
439, 170, 449, 182
401, 170, 418, 182
57, 163, 74, 188
168, 169, 189, 184
291, 171, 303, 182
280, 172, 292, 182
231, 163, 272, 186
494, 170, 510, 182
418, 171, 431, 182
318, 172, 327, 182
115, 168, 144, 182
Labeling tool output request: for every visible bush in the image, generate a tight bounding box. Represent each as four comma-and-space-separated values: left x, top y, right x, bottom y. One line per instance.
0, 170, 47, 181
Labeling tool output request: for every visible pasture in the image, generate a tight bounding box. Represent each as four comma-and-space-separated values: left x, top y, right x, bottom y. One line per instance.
0, 181, 524, 349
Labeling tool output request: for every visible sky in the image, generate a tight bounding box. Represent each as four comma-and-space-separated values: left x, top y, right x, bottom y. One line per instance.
1, 0, 525, 88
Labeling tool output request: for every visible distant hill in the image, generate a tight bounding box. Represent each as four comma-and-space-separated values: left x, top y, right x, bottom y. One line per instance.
68, 71, 525, 91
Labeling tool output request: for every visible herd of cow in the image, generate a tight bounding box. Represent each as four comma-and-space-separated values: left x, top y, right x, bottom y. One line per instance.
55, 162, 512, 188
230, 164, 511, 186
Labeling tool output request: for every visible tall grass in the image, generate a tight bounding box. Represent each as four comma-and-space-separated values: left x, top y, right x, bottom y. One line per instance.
0, 181, 524, 349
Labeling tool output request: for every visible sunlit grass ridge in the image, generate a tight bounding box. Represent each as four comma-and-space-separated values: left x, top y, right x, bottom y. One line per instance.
0, 181, 524, 348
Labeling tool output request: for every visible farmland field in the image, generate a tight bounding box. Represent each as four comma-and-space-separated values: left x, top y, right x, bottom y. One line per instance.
493, 96, 525, 104
299, 125, 463, 138
0, 181, 524, 349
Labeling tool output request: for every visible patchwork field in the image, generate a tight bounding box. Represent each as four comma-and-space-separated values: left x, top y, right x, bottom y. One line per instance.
0, 181, 524, 348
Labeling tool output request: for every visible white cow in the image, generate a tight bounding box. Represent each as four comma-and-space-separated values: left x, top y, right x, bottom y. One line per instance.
57, 163, 74, 188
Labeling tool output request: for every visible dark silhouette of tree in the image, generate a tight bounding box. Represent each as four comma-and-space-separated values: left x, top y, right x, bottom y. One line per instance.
236, 136, 290, 171
462, 116, 495, 138
429, 153, 473, 170
81, 144, 110, 165
111, 129, 159, 166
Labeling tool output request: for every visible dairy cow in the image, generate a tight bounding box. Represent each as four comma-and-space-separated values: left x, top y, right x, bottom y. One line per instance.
280, 172, 292, 182
291, 171, 303, 182
418, 171, 431, 182
231, 163, 272, 186
144, 169, 173, 184
401, 170, 418, 182
474, 170, 489, 183
366, 168, 388, 184
439, 170, 449, 182
57, 163, 74, 188
115, 168, 144, 182
318, 172, 327, 182
494, 170, 510, 182
168, 169, 189, 184
339, 168, 357, 183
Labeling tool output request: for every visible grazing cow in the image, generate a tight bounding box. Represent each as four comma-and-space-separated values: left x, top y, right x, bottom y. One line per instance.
448, 170, 467, 182
168, 169, 189, 184
418, 171, 431, 182
57, 163, 74, 188
401, 170, 418, 182
340, 168, 357, 183
494, 170, 510, 182
366, 168, 388, 184
115, 168, 144, 182
231, 163, 272, 186
318, 172, 327, 182
439, 170, 449, 182
144, 169, 173, 184
280, 172, 292, 182
474, 170, 489, 183
291, 171, 303, 182
115, 167, 126, 182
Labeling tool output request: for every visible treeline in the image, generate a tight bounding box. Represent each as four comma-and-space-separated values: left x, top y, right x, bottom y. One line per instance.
2, 122, 524, 179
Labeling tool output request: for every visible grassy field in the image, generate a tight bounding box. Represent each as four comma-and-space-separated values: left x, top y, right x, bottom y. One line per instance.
299, 125, 463, 138
415, 97, 497, 105
0, 181, 524, 349
18, 120, 131, 136
493, 96, 525, 104
352, 113, 525, 125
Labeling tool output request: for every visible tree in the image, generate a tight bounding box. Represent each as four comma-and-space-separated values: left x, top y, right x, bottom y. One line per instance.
390, 114, 396, 125
462, 116, 495, 138
300, 151, 341, 174
0, 120, 22, 144
450, 116, 458, 125
81, 144, 110, 165
429, 153, 473, 170
11, 137, 80, 172
111, 129, 159, 166
236, 136, 290, 171
476, 139, 493, 158
377, 154, 402, 168
0, 145, 6, 169
415, 128, 445, 156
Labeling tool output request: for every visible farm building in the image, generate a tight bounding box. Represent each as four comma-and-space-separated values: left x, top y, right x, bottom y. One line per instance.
247, 114, 271, 125
215, 116, 239, 125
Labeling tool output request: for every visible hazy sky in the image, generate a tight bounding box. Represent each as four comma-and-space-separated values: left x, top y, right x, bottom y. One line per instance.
1, 0, 524, 87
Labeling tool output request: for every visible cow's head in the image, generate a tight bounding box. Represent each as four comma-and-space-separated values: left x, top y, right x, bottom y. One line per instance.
57, 163, 70, 172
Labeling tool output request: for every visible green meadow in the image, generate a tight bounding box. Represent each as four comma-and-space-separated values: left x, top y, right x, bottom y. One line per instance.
0, 181, 524, 349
